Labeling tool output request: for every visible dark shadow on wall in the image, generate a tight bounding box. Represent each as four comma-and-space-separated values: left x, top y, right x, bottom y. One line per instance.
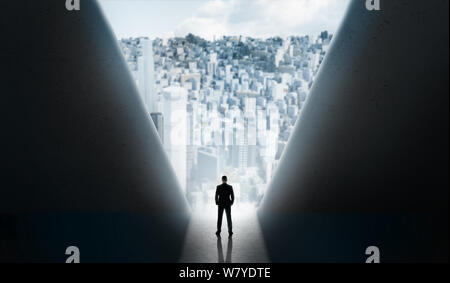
0, 0, 190, 262
1, 213, 190, 263
258, 0, 449, 263
258, 212, 448, 262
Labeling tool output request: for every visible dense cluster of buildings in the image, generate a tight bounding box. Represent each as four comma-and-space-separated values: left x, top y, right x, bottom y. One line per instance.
118, 32, 332, 209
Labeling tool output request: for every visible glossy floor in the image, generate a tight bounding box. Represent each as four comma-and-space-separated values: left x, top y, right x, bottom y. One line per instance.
179, 203, 269, 263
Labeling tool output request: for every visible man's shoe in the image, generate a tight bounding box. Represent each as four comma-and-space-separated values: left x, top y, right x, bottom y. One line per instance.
215, 231, 221, 237
228, 232, 233, 238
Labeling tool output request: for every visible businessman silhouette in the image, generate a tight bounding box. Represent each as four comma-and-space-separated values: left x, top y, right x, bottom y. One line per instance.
215, 176, 234, 238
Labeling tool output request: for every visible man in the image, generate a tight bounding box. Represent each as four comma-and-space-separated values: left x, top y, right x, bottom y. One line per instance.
215, 176, 234, 238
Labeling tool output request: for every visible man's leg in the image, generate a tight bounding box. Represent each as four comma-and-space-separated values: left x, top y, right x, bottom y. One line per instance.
225, 205, 232, 234
217, 206, 225, 234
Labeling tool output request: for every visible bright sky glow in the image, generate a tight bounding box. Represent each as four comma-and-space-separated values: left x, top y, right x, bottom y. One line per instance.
98, 0, 350, 40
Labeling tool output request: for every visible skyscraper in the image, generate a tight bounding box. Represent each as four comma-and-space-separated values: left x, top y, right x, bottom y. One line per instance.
163, 85, 188, 193
150, 112, 164, 143
137, 39, 158, 114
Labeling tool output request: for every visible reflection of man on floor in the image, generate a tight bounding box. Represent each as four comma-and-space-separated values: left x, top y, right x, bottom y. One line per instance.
215, 176, 234, 238
217, 237, 233, 263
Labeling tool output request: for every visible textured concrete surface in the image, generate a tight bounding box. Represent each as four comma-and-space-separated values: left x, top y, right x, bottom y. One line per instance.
259, 0, 448, 262
0, 0, 189, 262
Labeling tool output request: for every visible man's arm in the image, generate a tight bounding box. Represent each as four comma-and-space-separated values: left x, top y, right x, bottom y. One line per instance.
215, 186, 219, 205
230, 186, 235, 205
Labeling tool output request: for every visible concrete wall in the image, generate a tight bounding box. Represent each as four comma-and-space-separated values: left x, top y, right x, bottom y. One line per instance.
259, 0, 448, 262
0, 0, 189, 262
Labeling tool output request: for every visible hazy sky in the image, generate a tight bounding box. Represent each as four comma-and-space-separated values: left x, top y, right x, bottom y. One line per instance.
98, 0, 351, 40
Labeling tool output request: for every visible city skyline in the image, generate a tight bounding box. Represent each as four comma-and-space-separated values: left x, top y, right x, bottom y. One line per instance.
102, 0, 345, 211
99, 0, 350, 40
118, 32, 332, 209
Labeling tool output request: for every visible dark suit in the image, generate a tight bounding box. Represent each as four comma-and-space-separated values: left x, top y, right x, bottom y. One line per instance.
215, 183, 234, 233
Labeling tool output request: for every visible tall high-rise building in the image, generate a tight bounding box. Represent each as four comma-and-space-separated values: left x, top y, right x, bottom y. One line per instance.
197, 147, 218, 182
150, 112, 164, 143
137, 39, 158, 114
163, 86, 188, 193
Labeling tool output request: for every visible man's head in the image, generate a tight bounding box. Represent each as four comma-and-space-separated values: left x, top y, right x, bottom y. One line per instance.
222, 176, 228, 183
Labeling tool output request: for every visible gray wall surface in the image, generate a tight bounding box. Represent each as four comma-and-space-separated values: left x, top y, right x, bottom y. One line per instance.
0, 0, 189, 262
259, 0, 448, 262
